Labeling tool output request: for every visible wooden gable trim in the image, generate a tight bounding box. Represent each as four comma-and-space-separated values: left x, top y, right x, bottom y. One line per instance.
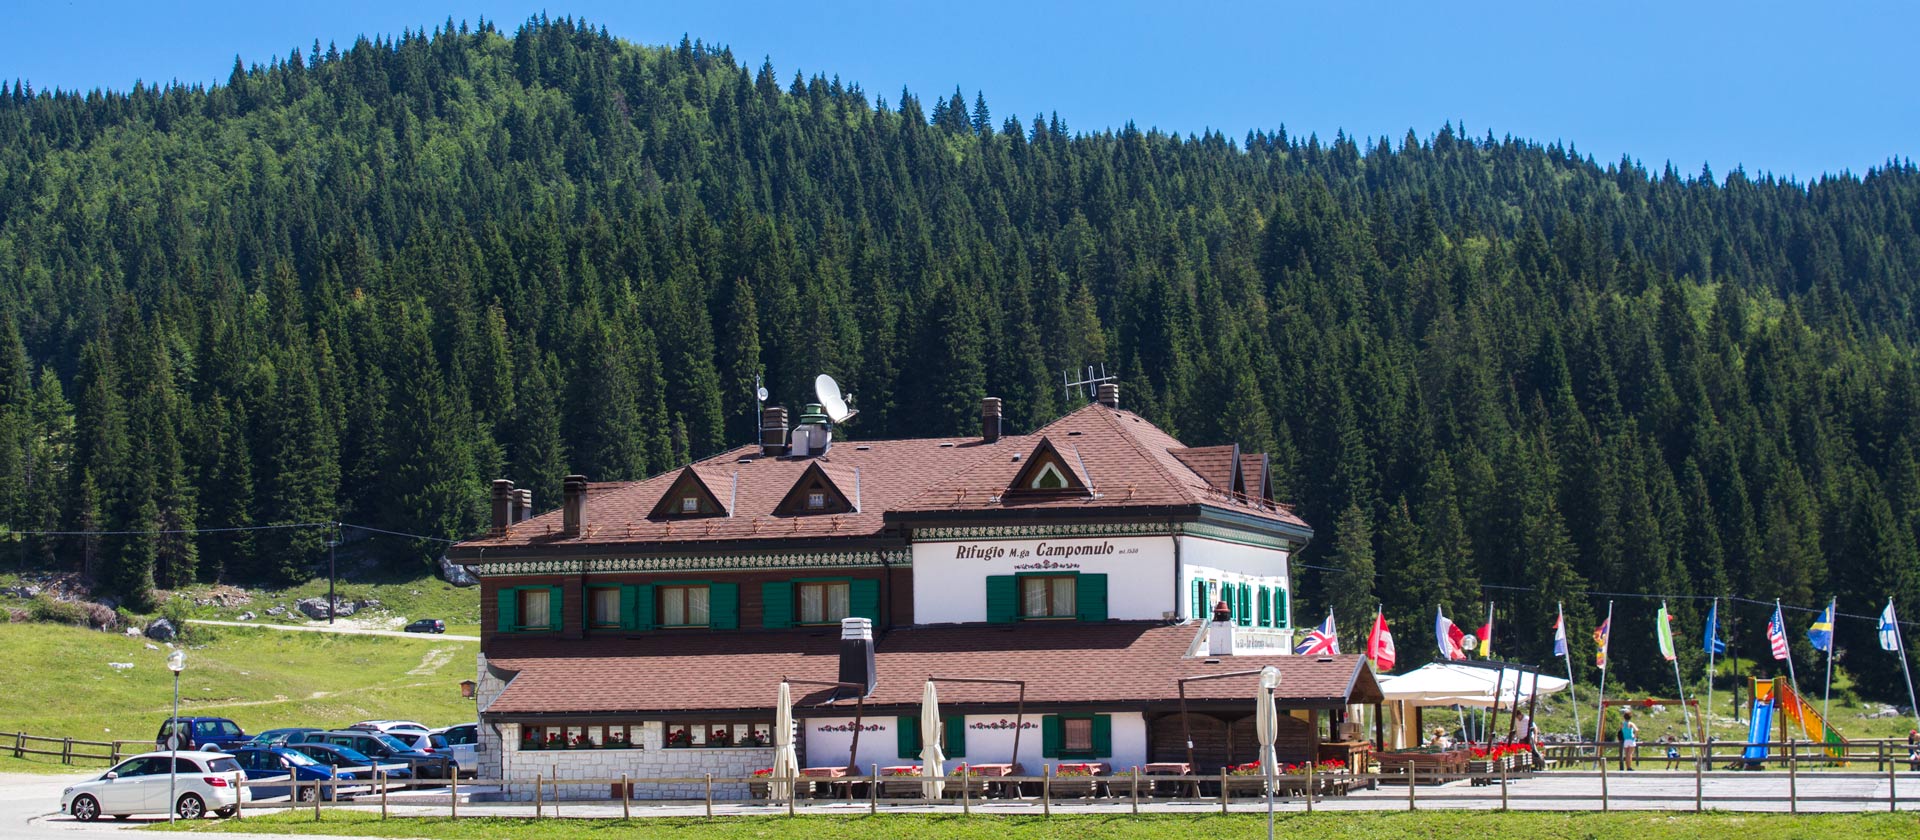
1006, 436, 1090, 497
648, 467, 729, 520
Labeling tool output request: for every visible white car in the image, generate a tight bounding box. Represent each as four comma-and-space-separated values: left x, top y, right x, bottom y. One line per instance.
61, 751, 250, 821
351, 719, 430, 733
429, 724, 479, 778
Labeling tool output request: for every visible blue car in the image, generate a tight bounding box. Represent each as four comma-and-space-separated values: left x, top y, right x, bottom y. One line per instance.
228, 747, 353, 801
246, 728, 321, 748
283, 742, 413, 782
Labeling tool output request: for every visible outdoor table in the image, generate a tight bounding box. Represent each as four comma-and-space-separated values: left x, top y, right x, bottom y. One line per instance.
962, 762, 1021, 798
1142, 762, 1194, 796
879, 765, 923, 798
799, 766, 850, 799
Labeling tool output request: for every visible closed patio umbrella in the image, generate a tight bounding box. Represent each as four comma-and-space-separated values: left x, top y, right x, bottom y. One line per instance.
1256, 670, 1279, 783
771, 680, 799, 802
919, 680, 946, 798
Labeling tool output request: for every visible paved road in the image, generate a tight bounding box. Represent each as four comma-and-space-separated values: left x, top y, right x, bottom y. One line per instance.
186, 619, 479, 642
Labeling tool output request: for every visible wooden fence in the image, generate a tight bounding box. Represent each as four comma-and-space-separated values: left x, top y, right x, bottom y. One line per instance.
8, 731, 150, 765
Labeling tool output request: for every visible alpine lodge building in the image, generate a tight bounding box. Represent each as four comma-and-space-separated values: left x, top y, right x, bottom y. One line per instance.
448, 383, 1384, 798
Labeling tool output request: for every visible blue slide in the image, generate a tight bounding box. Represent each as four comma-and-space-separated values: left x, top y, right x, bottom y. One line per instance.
1742, 697, 1774, 763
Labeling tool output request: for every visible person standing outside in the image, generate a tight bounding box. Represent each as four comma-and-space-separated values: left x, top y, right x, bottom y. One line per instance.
1619, 711, 1640, 771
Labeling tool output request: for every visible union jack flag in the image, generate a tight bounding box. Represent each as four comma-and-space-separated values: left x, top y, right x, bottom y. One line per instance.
1295, 611, 1339, 655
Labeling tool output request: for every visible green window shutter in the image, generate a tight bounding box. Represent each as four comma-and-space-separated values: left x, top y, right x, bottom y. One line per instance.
620, 585, 640, 631
633, 584, 656, 631
710, 583, 740, 629
1258, 586, 1271, 627
1075, 573, 1108, 622
547, 585, 564, 632
1040, 715, 1062, 758
1238, 584, 1252, 627
496, 588, 517, 633
943, 715, 966, 757
1191, 579, 1205, 619
762, 582, 794, 629
849, 579, 880, 621
1275, 587, 1289, 628
897, 715, 920, 758
1090, 715, 1112, 756
985, 575, 1017, 624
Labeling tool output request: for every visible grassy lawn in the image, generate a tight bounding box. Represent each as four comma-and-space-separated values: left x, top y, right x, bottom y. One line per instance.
0, 622, 477, 774
149, 810, 1920, 839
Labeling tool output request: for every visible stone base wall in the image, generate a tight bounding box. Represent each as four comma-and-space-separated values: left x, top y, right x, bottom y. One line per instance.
499, 744, 776, 800
473, 653, 510, 780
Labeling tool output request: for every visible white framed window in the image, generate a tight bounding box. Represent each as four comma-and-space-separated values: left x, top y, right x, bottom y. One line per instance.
798, 581, 851, 624
807, 491, 826, 510
519, 588, 550, 629
660, 585, 711, 627
681, 496, 699, 513
1020, 575, 1076, 618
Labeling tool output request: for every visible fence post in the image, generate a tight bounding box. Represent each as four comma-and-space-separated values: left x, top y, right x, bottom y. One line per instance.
312, 780, 322, 821
1306, 759, 1316, 813
1598, 750, 1609, 812
450, 771, 458, 819
551, 766, 559, 818
12, 733, 21, 759
1044, 765, 1053, 817
962, 767, 971, 816
1407, 763, 1416, 811
786, 769, 796, 817
867, 765, 877, 815
1498, 755, 1508, 811
534, 772, 542, 819
1889, 754, 1898, 813
1130, 767, 1140, 814
1694, 744, 1703, 812
233, 772, 244, 820
62, 737, 71, 764
379, 770, 388, 819
622, 773, 630, 819
1788, 738, 1798, 815
704, 772, 713, 818
1218, 767, 1228, 814
1879, 739, 1887, 773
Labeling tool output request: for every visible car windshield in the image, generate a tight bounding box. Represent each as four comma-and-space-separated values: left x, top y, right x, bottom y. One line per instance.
328, 746, 373, 763
376, 734, 411, 751
205, 757, 242, 773
278, 750, 318, 767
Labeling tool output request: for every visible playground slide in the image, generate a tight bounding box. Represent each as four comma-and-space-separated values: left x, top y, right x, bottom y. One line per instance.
1743, 677, 1847, 762
1773, 678, 1847, 758
1742, 687, 1775, 762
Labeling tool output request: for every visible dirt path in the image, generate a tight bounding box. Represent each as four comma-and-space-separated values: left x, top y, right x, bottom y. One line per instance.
186, 619, 477, 642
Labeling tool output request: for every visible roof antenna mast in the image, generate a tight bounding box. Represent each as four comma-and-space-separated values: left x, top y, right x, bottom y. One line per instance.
1062, 364, 1117, 402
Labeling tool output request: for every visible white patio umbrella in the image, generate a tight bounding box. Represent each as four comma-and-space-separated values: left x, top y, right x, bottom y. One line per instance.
771, 680, 800, 802
919, 680, 946, 798
1256, 667, 1280, 783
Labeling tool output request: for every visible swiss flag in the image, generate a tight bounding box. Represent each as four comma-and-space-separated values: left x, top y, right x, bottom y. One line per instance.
1367, 611, 1397, 672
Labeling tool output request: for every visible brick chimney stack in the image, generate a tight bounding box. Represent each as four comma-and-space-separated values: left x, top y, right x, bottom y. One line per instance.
981, 397, 1003, 443
489, 479, 515, 536
561, 475, 589, 535
1096, 382, 1120, 408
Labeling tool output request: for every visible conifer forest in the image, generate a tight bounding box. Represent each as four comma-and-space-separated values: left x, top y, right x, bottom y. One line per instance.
2, 18, 1918, 698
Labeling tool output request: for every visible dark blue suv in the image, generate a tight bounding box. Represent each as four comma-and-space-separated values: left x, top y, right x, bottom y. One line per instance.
155, 717, 250, 751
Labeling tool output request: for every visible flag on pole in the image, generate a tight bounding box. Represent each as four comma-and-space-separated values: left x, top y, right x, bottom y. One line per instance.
1477, 605, 1494, 658
1703, 600, 1727, 655
1367, 610, 1397, 671
1552, 609, 1569, 657
1656, 603, 1677, 662
1807, 603, 1835, 652
1593, 615, 1612, 669
1435, 608, 1469, 661
1295, 611, 1339, 655
1881, 601, 1902, 652
1767, 605, 1791, 660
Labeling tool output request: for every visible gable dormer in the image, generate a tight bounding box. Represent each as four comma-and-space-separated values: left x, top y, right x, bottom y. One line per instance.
648, 467, 730, 519
774, 462, 858, 515
1240, 453, 1272, 502
1170, 444, 1241, 495
1006, 436, 1091, 496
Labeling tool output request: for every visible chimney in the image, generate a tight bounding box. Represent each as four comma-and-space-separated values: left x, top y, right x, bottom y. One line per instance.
981, 397, 1003, 443
760, 406, 790, 457
489, 479, 515, 536
1207, 599, 1236, 656
1096, 382, 1120, 409
561, 475, 589, 535
837, 617, 878, 698
514, 489, 534, 522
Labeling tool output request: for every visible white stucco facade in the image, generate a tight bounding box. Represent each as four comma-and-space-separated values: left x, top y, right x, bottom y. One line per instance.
911, 535, 1178, 623
801, 712, 1148, 773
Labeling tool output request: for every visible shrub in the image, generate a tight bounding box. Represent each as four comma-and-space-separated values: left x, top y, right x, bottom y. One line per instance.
29, 596, 88, 626
83, 602, 118, 629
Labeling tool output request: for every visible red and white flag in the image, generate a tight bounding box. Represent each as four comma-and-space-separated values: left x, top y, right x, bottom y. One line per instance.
1767, 605, 1791, 661
1435, 607, 1469, 661
1367, 610, 1397, 672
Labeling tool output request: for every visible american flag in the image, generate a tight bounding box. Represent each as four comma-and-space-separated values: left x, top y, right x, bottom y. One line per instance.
1766, 605, 1791, 661
1295, 611, 1339, 655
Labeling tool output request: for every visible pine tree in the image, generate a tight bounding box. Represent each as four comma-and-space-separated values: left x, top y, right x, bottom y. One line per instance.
1323, 503, 1377, 650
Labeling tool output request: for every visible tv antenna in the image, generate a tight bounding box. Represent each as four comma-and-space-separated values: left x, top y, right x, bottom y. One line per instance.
1063, 364, 1117, 401
815, 374, 857, 423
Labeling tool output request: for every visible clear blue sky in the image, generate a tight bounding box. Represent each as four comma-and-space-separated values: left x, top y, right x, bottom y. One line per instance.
6, 2, 1914, 181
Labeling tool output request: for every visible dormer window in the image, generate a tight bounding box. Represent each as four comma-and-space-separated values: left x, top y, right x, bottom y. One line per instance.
774, 463, 856, 515
1030, 463, 1070, 491
807, 491, 826, 510
680, 496, 699, 513
1005, 437, 1089, 497
648, 467, 728, 519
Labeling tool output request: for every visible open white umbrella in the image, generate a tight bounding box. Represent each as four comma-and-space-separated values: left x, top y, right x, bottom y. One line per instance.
919, 680, 946, 798
771, 681, 800, 802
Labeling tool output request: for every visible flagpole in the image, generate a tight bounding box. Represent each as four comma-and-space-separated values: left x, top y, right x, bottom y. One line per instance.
1594, 601, 1612, 746
1778, 599, 1800, 697
1704, 597, 1718, 743
1820, 597, 1835, 728
1561, 602, 1581, 741
1665, 601, 1695, 743
1894, 599, 1919, 735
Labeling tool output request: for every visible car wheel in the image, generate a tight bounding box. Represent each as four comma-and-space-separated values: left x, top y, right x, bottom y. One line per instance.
176, 792, 206, 820
296, 785, 317, 803
215, 807, 237, 818
69, 794, 100, 822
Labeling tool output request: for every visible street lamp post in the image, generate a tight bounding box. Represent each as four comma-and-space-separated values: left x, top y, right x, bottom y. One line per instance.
166, 650, 185, 826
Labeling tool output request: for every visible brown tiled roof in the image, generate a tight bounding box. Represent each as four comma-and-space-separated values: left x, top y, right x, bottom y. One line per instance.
1170, 445, 1240, 492
451, 403, 1308, 558
1239, 454, 1269, 500
483, 623, 1379, 715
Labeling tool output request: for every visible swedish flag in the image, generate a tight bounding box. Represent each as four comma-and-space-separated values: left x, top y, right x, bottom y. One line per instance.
1807, 601, 1835, 652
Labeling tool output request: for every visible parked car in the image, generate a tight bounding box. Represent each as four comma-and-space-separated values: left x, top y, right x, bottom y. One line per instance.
350, 719, 432, 734
282, 743, 412, 781
227, 747, 352, 802
430, 724, 479, 778
155, 717, 250, 752
299, 730, 454, 780
382, 729, 434, 753
245, 727, 320, 748
403, 618, 445, 634
61, 751, 248, 821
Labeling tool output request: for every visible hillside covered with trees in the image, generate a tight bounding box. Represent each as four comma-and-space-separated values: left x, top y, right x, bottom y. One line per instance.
2, 16, 1918, 696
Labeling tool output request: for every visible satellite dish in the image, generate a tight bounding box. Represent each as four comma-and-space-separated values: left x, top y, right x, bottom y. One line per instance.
815, 374, 857, 423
